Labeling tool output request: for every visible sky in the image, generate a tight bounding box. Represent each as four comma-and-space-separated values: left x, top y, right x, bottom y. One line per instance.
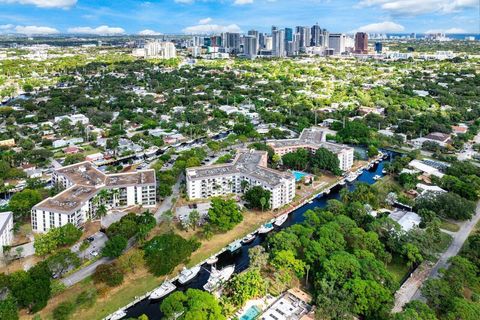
0, 0, 478, 36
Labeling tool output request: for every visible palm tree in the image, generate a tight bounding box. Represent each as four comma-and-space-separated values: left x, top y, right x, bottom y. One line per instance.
260, 197, 267, 212
96, 204, 108, 220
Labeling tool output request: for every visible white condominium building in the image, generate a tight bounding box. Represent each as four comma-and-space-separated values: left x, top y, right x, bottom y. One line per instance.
32, 162, 156, 233
267, 127, 354, 172
186, 150, 295, 210
143, 41, 176, 59
0, 211, 13, 253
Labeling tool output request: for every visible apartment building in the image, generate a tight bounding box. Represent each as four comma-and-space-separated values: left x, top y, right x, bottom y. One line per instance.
31, 162, 156, 233
186, 150, 295, 210
0, 211, 13, 253
267, 127, 354, 171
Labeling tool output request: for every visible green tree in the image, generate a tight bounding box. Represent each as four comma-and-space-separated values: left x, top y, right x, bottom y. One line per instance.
160, 289, 225, 320
208, 197, 243, 232
8, 189, 43, 220
243, 186, 271, 211
188, 210, 200, 230
102, 235, 127, 258
0, 294, 18, 320
93, 263, 124, 287
311, 147, 342, 175
45, 249, 81, 277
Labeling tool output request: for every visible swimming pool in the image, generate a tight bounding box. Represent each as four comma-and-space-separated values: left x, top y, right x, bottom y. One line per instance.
292, 171, 308, 181
239, 305, 261, 320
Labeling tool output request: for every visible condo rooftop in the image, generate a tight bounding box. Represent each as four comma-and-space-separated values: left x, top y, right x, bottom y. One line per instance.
186, 149, 293, 187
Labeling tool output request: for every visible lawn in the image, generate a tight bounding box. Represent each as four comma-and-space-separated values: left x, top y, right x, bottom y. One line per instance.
439, 219, 460, 232
387, 255, 411, 285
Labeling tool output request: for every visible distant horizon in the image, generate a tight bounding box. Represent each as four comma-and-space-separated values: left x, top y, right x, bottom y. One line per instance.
0, 0, 478, 37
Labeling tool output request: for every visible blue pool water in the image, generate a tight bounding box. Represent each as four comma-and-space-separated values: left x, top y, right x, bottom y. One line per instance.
240, 305, 261, 320
292, 170, 308, 181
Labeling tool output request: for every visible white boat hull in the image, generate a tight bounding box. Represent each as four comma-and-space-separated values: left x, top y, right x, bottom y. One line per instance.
178, 266, 201, 285
274, 214, 288, 227
149, 282, 176, 300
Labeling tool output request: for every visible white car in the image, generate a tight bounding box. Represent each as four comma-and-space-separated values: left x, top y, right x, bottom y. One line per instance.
91, 251, 99, 257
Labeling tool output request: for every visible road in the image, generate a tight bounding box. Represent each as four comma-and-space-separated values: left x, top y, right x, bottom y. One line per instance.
405, 201, 480, 303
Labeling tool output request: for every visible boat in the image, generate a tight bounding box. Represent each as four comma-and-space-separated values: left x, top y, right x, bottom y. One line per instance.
345, 173, 357, 183
274, 213, 288, 227
373, 174, 382, 181
339, 180, 346, 186
206, 256, 219, 265
382, 169, 387, 174
258, 222, 274, 234
242, 233, 256, 244
316, 192, 323, 199
149, 280, 176, 300
203, 265, 235, 292
227, 240, 242, 253
109, 310, 126, 320
178, 266, 201, 285
324, 189, 331, 195
374, 160, 380, 164
308, 200, 314, 204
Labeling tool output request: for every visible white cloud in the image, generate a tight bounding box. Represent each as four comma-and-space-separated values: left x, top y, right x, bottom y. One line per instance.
358, 0, 478, 15
68, 25, 125, 35
0, 0, 77, 9
357, 21, 405, 33
0, 24, 14, 30
15, 25, 59, 35
233, 0, 253, 4
425, 27, 466, 34
138, 29, 162, 36
199, 17, 212, 25
183, 23, 242, 34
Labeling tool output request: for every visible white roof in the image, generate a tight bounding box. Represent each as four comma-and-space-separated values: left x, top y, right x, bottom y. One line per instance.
389, 210, 421, 232
408, 160, 444, 178
416, 183, 446, 194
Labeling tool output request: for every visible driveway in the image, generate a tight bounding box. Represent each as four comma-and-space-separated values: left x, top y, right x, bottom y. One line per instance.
409, 201, 480, 302
71, 232, 108, 260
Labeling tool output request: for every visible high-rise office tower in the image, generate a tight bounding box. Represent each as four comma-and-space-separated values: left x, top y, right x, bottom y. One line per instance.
222, 32, 240, 53
248, 30, 260, 54
328, 33, 346, 55
321, 29, 329, 47
296, 26, 311, 51
354, 32, 368, 54
311, 23, 321, 46
272, 28, 285, 57
264, 35, 273, 51
244, 35, 258, 59
258, 33, 266, 49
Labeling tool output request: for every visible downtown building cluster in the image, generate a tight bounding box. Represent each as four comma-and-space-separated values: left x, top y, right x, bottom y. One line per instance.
187, 24, 372, 59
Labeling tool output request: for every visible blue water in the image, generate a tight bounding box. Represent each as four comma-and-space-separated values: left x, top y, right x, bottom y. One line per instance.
292, 170, 308, 181
239, 305, 261, 320
123, 151, 395, 319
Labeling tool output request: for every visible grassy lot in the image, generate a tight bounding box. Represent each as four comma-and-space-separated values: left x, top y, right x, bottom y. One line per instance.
387, 255, 411, 285
439, 219, 460, 232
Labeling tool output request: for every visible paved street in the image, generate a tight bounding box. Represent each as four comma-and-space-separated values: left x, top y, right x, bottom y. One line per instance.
71, 232, 108, 260
411, 201, 480, 300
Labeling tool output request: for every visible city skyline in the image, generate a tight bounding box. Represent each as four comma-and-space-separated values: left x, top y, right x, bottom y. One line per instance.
0, 0, 478, 36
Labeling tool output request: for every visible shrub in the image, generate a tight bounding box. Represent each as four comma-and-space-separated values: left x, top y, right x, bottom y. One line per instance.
93, 263, 124, 287
52, 301, 75, 320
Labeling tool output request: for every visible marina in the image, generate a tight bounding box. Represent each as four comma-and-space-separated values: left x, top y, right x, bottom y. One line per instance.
113, 151, 392, 320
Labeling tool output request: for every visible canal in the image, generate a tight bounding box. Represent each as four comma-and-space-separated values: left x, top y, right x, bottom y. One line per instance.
123, 152, 394, 319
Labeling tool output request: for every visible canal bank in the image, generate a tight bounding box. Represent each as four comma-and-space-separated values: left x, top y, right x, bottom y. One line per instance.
111, 152, 394, 320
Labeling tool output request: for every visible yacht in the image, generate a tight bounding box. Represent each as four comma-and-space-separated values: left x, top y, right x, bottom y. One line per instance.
274, 213, 288, 227
109, 310, 126, 320
346, 173, 357, 183
227, 240, 242, 253
242, 233, 256, 244
178, 266, 201, 285
258, 222, 274, 234
382, 169, 387, 174
206, 256, 219, 265
203, 265, 235, 292
149, 280, 176, 300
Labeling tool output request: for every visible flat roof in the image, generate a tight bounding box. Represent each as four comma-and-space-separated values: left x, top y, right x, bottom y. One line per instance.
267, 127, 352, 153
35, 162, 156, 214
187, 149, 293, 187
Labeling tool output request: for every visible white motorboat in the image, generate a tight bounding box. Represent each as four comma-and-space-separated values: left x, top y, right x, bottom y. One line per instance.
373, 174, 382, 181
308, 200, 314, 204
109, 310, 126, 320
324, 189, 331, 195
345, 173, 357, 183
206, 256, 219, 265
382, 169, 387, 174
149, 280, 176, 300
178, 266, 201, 285
339, 179, 346, 185
274, 213, 288, 227
258, 222, 274, 234
242, 233, 256, 244
227, 240, 242, 253
203, 265, 235, 292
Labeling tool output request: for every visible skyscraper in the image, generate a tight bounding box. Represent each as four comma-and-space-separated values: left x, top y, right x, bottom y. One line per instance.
329, 33, 346, 55
311, 23, 321, 46
354, 32, 368, 54
222, 32, 240, 53
296, 26, 311, 51
272, 28, 285, 57
244, 35, 258, 59
248, 30, 260, 54
375, 42, 383, 53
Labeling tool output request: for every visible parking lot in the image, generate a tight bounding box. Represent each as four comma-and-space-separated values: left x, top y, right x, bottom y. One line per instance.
71, 232, 108, 260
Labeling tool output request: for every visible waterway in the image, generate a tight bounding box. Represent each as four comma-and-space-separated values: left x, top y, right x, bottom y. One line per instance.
123, 152, 394, 319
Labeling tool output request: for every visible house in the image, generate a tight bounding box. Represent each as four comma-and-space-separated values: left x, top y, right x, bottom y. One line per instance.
408, 160, 444, 178
411, 132, 451, 148
85, 153, 104, 162
63, 146, 81, 154
451, 125, 468, 135
0, 211, 14, 253
388, 209, 421, 232
416, 183, 446, 195
0, 139, 15, 147
259, 288, 313, 320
